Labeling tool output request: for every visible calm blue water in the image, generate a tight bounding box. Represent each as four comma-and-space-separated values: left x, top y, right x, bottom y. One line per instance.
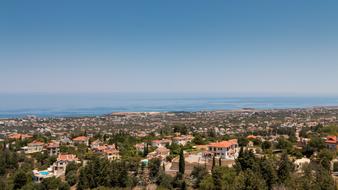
0, 93, 337, 118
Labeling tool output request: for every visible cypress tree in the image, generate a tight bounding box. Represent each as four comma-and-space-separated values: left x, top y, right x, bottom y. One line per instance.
179, 148, 185, 174
277, 152, 292, 184
143, 143, 148, 157
212, 167, 223, 190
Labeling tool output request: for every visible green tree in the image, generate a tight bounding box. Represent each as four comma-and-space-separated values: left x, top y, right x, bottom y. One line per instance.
314, 165, 335, 190
235, 148, 258, 172
333, 161, 338, 172
276, 137, 292, 151
190, 166, 208, 188
261, 141, 271, 151
149, 158, 161, 180
13, 170, 28, 190
143, 143, 148, 157
65, 161, 78, 175
212, 167, 223, 190
260, 157, 277, 190
308, 136, 325, 152
317, 149, 334, 171
66, 170, 77, 186
178, 149, 185, 175
277, 152, 293, 184
41, 177, 63, 190
77, 168, 88, 190
199, 175, 214, 190
212, 154, 216, 170
192, 134, 206, 145
157, 171, 173, 189
59, 182, 71, 190
233, 170, 268, 190
238, 137, 249, 147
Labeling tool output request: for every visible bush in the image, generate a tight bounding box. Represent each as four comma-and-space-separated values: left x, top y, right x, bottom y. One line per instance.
66, 170, 77, 186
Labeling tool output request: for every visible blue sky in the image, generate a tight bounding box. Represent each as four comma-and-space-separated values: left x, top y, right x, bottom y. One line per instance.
1, 0, 338, 95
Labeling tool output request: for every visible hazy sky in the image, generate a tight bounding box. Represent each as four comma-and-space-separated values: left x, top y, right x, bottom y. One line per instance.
1, 0, 338, 95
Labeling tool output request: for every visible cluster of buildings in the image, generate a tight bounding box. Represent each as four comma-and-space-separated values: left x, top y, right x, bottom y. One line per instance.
0, 107, 337, 179
3, 133, 121, 183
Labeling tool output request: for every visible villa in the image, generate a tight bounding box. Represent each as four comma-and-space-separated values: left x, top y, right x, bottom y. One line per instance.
325, 136, 337, 150
92, 144, 120, 160
52, 154, 80, 176
172, 135, 194, 146
33, 170, 54, 183
46, 141, 60, 156
205, 139, 239, 159
73, 136, 89, 146
23, 140, 45, 154
90, 139, 103, 149
147, 146, 170, 160
33, 154, 80, 183
151, 139, 172, 147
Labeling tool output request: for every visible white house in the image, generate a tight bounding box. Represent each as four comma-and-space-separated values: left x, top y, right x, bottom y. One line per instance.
205, 139, 239, 159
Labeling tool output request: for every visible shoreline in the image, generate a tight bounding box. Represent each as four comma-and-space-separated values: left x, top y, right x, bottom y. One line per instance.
1, 105, 338, 120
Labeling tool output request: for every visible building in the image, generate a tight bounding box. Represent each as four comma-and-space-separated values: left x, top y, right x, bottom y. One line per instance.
103, 148, 120, 160
33, 169, 54, 183
294, 157, 310, 173
8, 133, 33, 140
172, 135, 193, 146
325, 136, 337, 150
23, 140, 45, 154
92, 144, 120, 160
33, 154, 80, 182
46, 141, 60, 156
73, 136, 89, 146
151, 139, 172, 147
205, 139, 239, 159
52, 154, 80, 176
135, 143, 145, 152
59, 136, 73, 145
90, 139, 103, 149
147, 146, 170, 161
247, 135, 257, 140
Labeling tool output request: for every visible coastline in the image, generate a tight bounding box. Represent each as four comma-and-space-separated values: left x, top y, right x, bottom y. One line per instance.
1, 105, 338, 119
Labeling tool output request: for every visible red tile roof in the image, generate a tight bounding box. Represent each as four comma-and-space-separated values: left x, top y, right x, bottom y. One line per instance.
325, 136, 337, 144
103, 149, 119, 155
8, 133, 33, 140
29, 140, 45, 146
57, 154, 78, 162
73, 136, 89, 141
247, 135, 257, 139
208, 139, 238, 148
46, 142, 60, 148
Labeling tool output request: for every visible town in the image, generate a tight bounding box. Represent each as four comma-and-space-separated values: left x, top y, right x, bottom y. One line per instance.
0, 106, 338, 189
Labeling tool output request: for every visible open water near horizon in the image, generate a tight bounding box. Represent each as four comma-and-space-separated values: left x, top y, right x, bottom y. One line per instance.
0, 93, 337, 118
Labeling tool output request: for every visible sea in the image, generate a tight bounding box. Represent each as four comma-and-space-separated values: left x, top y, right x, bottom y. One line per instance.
0, 93, 338, 118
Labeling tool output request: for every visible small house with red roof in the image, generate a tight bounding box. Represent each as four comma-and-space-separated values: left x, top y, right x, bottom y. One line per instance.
325, 136, 337, 150
73, 136, 89, 146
